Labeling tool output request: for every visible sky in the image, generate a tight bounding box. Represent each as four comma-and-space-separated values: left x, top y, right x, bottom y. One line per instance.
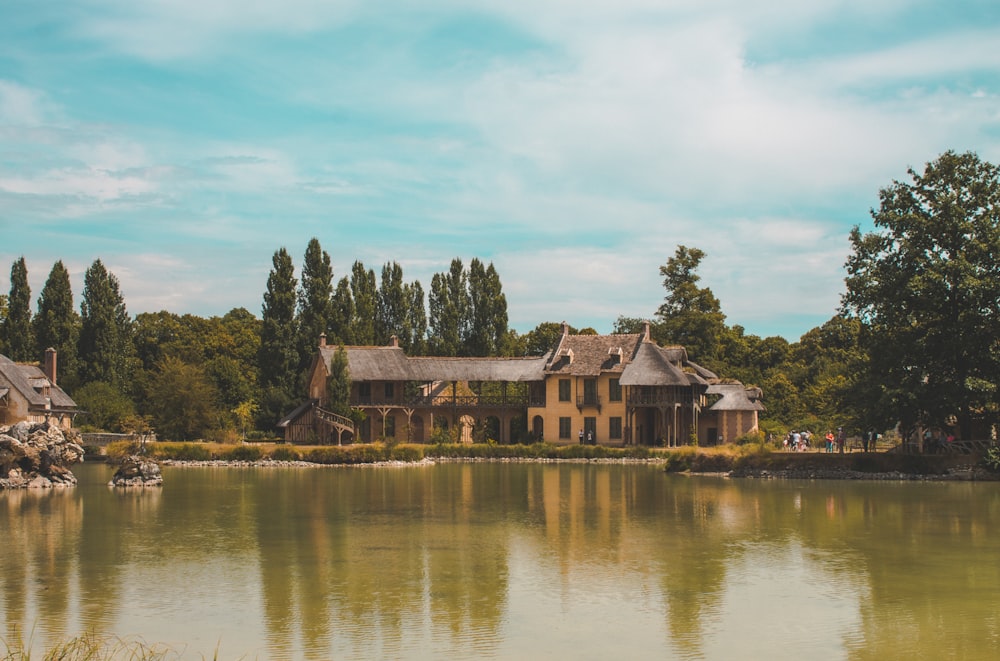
1, 0, 998, 342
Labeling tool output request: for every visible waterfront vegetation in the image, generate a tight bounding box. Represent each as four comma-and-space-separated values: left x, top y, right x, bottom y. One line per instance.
0, 630, 194, 661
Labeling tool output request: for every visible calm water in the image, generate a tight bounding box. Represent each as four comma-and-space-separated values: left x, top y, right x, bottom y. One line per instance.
2, 462, 999, 660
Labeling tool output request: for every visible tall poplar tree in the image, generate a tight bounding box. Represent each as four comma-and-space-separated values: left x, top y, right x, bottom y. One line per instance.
404, 280, 427, 355
2, 257, 33, 361
78, 259, 134, 392
467, 258, 508, 356
428, 258, 469, 356
350, 261, 377, 346
296, 238, 335, 374
34, 260, 80, 387
258, 248, 299, 422
376, 261, 407, 346
331, 276, 354, 345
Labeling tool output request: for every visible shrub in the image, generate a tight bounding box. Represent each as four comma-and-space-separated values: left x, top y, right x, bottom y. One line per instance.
981, 445, 1000, 472
151, 443, 214, 461
269, 446, 301, 461
221, 445, 263, 462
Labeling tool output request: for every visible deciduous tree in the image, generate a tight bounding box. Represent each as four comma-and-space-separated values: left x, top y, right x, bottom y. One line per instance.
258, 248, 299, 424
296, 238, 335, 374
655, 246, 726, 363
843, 151, 1000, 439
78, 259, 134, 392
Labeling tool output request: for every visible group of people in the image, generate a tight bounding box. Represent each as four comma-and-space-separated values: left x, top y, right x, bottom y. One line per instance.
783, 428, 851, 453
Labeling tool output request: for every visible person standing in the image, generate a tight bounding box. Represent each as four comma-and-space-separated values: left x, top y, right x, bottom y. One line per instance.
579, 428, 584, 445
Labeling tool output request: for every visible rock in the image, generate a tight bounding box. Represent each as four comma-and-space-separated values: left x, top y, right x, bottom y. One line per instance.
0, 422, 83, 489
110, 455, 163, 487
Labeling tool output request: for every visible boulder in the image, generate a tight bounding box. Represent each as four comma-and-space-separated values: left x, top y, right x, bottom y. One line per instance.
110, 455, 163, 487
0, 422, 82, 489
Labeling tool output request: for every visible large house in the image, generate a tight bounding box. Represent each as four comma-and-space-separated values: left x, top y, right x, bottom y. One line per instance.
279, 322, 763, 446
0, 349, 78, 430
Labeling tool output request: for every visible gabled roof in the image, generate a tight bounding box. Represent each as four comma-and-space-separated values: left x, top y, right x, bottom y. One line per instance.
0, 354, 78, 412
706, 384, 766, 411
320, 345, 549, 382
619, 342, 693, 386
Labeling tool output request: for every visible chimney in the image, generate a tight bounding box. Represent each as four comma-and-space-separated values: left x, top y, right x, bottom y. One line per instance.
390, 335, 399, 348
642, 321, 651, 342
561, 321, 570, 337
44, 348, 57, 385
319, 333, 327, 348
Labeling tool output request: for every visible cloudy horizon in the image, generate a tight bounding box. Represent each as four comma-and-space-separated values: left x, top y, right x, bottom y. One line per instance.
2, 0, 998, 341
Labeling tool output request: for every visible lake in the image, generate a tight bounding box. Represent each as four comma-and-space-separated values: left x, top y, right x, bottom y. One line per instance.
2, 461, 999, 660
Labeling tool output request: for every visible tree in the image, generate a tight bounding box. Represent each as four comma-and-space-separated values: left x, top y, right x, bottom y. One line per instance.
404, 280, 427, 355
73, 381, 136, 432
843, 151, 1000, 440
428, 258, 469, 356
326, 346, 352, 417
376, 261, 407, 346
655, 246, 727, 364
296, 238, 335, 374
78, 259, 134, 392
258, 248, 299, 424
330, 276, 354, 345
145, 356, 220, 441
350, 261, 377, 345
2, 257, 33, 361
523, 322, 576, 356
467, 259, 508, 356
34, 260, 80, 387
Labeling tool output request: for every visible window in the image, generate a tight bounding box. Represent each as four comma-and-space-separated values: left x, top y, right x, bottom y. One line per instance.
558, 379, 571, 402
584, 417, 597, 443
384, 382, 395, 400
608, 378, 622, 402
559, 417, 571, 439
358, 382, 372, 403
609, 417, 622, 439
583, 378, 597, 405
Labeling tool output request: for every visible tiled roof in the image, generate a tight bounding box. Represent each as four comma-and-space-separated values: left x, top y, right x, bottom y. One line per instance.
706, 384, 766, 411
545, 333, 643, 376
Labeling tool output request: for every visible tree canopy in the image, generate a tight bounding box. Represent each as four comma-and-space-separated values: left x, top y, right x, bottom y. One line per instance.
843, 150, 1000, 439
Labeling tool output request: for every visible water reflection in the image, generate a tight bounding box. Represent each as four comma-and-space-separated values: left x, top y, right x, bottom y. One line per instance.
2, 464, 999, 659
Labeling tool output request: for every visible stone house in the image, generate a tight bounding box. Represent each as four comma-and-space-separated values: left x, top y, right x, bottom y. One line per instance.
0, 349, 78, 430
280, 323, 763, 446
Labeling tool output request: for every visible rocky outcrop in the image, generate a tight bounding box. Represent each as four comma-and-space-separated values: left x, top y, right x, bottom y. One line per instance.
110, 455, 163, 487
0, 421, 85, 489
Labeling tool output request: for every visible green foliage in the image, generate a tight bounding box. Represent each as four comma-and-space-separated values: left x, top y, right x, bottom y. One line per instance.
258, 248, 299, 422
326, 346, 352, 416
523, 321, 576, 356
220, 444, 263, 462
33, 260, 80, 387
296, 238, 335, 374
350, 261, 378, 345
2, 257, 33, 362
655, 245, 727, 363
843, 151, 1000, 439
982, 445, 1000, 473
74, 381, 136, 432
79, 259, 134, 393
269, 445, 301, 461
144, 356, 220, 441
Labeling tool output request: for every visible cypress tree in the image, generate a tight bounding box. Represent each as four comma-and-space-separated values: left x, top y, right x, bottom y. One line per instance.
258, 248, 299, 421
34, 260, 80, 387
2, 257, 33, 361
78, 259, 134, 392
296, 238, 335, 374
350, 261, 377, 345
330, 276, 354, 345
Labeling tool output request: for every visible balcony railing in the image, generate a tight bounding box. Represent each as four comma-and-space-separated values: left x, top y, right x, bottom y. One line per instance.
353, 394, 544, 409
576, 394, 602, 411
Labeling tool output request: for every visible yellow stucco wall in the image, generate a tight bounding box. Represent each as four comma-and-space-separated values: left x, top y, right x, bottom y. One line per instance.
528, 374, 628, 445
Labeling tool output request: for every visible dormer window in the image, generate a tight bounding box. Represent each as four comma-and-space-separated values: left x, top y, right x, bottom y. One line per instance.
607, 347, 623, 366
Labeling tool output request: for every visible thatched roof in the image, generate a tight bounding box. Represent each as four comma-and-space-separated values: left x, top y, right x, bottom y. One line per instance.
320, 345, 549, 382
0, 354, 77, 412
706, 384, 766, 411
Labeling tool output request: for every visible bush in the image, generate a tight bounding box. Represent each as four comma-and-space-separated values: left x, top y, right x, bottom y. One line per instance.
150, 443, 214, 461
220, 445, 263, 462
981, 445, 1000, 473
269, 446, 301, 461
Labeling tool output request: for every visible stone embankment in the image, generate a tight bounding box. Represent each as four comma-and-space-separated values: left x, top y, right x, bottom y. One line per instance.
110, 455, 163, 487
0, 421, 85, 489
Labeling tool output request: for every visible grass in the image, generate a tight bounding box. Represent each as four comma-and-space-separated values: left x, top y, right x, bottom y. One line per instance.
0, 630, 207, 661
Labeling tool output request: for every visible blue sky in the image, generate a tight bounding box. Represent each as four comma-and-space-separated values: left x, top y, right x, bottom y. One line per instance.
1, 0, 998, 341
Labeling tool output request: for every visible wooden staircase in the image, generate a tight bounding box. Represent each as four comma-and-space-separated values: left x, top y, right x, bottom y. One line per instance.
315, 405, 355, 444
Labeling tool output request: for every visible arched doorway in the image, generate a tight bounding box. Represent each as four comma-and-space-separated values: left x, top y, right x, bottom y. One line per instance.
532, 415, 544, 442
